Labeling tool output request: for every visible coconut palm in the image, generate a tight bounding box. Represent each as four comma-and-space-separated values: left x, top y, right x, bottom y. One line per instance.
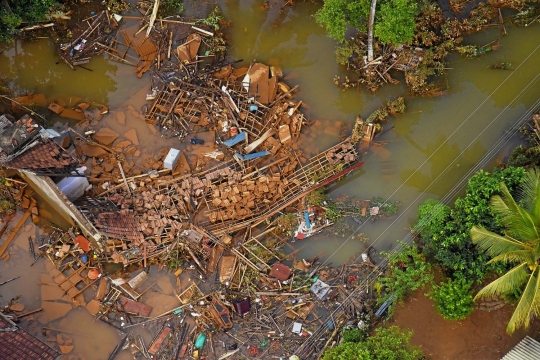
470, 168, 540, 333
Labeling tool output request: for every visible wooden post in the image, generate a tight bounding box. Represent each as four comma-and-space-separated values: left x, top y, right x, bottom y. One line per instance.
499, 8, 507, 35
167, 31, 173, 59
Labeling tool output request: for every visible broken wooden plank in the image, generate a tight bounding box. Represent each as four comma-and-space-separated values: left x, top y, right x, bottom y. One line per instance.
0, 208, 33, 258
148, 326, 171, 355
191, 26, 214, 37
243, 129, 275, 154
118, 295, 153, 316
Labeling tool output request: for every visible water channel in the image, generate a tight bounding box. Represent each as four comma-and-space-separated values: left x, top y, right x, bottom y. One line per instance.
0, 1, 539, 358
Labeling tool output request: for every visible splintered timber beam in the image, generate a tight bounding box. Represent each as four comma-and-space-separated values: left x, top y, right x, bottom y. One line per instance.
0, 207, 33, 258
244, 129, 275, 154
146, 0, 160, 37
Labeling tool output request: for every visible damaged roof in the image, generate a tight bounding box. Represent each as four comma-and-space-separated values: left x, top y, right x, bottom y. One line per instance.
0, 114, 40, 156
94, 210, 145, 242
0, 312, 61, 360
5, 138, 78, 171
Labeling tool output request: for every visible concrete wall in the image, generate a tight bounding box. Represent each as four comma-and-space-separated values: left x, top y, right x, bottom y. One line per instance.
18, 170, 102, 249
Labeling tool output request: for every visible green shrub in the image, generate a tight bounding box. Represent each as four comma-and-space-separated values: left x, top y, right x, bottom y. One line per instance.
428, 277, 474, 320
377, 243, 433, 309
323, 326, 423, 360
342, 328, 365, 343
322, 342, 371, 360
160, 0, 184, 17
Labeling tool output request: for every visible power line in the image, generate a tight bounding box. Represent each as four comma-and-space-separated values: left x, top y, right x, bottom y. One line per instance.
311, 42, 540, 272
295, 43, 540, 355
297, 94, 540, 355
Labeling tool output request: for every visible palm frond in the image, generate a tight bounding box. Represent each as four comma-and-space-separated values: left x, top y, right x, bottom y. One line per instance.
475, 263, 530, 300
506, 267, 540, 333
487, 249, 536, 265
516, 168, 540, 219
470, 226, 529, 257
492, 185, 539, 241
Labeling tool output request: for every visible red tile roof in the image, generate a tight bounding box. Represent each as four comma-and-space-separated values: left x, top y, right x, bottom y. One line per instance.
94, 210, 144, 242
0, 313, 60, 360
5, 138, 78, 170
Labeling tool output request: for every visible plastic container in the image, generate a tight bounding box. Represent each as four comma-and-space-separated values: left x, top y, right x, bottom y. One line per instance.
164, 148, 181, 170
88, 269, 100, 280
57, 174, 90, 201
81, 254, 88, 264
194, 333, 206, 349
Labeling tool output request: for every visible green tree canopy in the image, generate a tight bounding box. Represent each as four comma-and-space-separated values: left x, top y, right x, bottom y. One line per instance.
1, 0, 56, 41
323, 326, 423, 360
471, 168, 540, 333
377, 243, 433, 307
315, 0, 418, 45
416, 166, 526, 281
374, 0, 418, 45
315, 0, 370, 42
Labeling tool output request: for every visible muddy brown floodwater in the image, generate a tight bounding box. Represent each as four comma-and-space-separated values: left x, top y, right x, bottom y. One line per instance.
1, 0, 540, 359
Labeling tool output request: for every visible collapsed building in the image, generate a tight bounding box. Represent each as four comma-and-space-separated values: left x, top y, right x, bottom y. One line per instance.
0, 7, 389, 358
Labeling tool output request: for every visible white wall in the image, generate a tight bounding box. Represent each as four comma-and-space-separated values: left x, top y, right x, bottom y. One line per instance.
18, 170, 102, 250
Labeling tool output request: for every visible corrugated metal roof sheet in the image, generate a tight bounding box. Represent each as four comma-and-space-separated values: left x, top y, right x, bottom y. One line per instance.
502, 336, 540, 360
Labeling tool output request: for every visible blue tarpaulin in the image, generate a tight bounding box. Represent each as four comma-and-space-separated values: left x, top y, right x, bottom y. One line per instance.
375, 294, 395, 317
304, 212, 311, 229
222, 132, 247, 147
235, 151, 271, 161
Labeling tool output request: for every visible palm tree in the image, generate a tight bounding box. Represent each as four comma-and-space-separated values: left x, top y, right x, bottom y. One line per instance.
470, 168, 540, 333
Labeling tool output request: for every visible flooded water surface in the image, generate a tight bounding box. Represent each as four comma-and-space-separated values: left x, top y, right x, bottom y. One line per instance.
1, 0, 539, 358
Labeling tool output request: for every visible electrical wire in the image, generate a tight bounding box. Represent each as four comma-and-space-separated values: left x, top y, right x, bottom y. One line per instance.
295, 43, 540, 355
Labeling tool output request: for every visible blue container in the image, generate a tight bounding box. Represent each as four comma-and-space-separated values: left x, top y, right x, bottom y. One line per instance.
190, 138, 204, 145
249, 105, 258, 112
81, 254, 88, 264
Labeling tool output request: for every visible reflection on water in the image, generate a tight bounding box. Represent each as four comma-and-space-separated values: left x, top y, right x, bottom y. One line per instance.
0, 40, 118, 105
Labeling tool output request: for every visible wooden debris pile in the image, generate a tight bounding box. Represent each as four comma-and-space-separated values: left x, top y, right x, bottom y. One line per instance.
57, 11, 120, 69
204, 161, 298, 224
140, 50, 306, 147
118, 24, 160, 78
202, 139, 360, 235
144, 80, 223, 132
